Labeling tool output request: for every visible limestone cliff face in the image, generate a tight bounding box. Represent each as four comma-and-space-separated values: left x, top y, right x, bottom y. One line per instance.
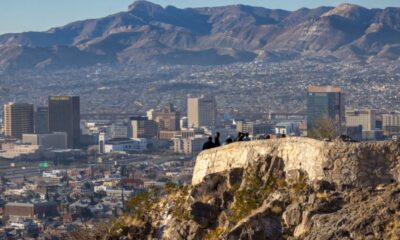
193, 137, 400, 188
98, 138, 400, 240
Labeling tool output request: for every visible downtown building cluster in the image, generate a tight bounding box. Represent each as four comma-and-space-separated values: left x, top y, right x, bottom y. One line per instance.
0, 86, 400, 238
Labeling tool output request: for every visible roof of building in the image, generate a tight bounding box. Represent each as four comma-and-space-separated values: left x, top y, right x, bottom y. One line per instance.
308, 86, 341, 93
5, 202, 34, 207
129, 116, 148, 121
106, 138, 143, 144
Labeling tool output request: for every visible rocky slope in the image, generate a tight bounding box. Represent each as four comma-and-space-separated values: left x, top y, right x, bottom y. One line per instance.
1, 1, 400, 70
95, 138, 400, 240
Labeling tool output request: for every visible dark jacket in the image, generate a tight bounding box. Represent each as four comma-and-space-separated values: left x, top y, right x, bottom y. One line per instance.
203, 140, 216, 150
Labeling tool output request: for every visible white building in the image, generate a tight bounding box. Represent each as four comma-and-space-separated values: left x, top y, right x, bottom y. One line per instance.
147, 109, 155, 120
104, 138, 147, 154
275, 122, 300, 135
180, 117, 188, 130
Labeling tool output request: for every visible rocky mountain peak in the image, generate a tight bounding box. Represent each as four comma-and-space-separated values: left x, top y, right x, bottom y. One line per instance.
322, 3, 369, 19
128, 0, 164, 14
0, 1, 400, 70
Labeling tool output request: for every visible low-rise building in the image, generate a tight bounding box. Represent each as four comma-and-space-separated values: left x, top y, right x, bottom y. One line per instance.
22, 132, 67, 149
382, 112, 400, 135
4, 202, 58, 220
275, 122, 300, 136
104, 138, 147, 154
159, 130, 181, 140
346, 109, 376, 132
346, 126, 363, 141
0, 143, 44, 159
236, 121, 271, 136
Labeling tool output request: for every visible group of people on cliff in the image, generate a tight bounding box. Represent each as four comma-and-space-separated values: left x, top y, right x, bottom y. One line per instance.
202, 132, 287, 151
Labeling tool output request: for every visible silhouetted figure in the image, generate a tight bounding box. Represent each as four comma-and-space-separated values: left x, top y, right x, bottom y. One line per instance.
340, 135, 357, 142
214, 132, 221, 147
225, 136, 233, 144
266, 135, 271, 139
236, 132, 244, 142
203, 137, 216, 150
244, 133, 251, 141
281, 134, 286, 138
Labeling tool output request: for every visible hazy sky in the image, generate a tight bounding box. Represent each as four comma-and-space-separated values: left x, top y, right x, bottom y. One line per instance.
1, 0, 400, 34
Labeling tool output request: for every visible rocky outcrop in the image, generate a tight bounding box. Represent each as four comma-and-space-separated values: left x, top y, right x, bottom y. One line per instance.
193, 138, 400, 188
99, 138, 400, 240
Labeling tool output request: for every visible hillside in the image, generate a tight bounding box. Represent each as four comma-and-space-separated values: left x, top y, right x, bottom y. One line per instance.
70, 138, 400, 239
1, 1, 400, 70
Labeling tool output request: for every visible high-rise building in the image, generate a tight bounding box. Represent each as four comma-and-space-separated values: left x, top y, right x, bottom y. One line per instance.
35, 106, 49, 134
4, 103, 34, 139
382, 113, 400, 135
346, 109, 376, 131
98, 132, 106, 154
306, 86, 345, 132
48, 96, 80, 148
130, 116, 158, 139
155, 104, 180, 131
187, 96, 217, 128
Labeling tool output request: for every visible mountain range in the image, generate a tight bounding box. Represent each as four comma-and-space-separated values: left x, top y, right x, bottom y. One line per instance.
1, 1, 400, 70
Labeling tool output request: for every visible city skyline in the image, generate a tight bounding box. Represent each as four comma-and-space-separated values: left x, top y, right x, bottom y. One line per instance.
1, 0, 400, 34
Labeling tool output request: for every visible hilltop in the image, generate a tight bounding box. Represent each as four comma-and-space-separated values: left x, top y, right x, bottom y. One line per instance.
71, 138, 400, 239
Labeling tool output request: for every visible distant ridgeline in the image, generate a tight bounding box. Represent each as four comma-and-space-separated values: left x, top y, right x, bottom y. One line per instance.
1, 2, 400, 71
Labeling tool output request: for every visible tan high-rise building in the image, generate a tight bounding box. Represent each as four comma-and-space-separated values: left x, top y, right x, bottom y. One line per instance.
155, 104, 180, 131
187, 96, 217, 128
4, 103, 34, 139
382, 113, 400, 134
130, 117, 158, 139
346, 109, 376, 131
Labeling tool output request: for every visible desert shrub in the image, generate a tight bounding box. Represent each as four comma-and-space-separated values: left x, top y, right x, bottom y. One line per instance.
204, 226, 227, 240
171, 186, 190, 220
308, 117, 340, 140
228, 167, 277, 224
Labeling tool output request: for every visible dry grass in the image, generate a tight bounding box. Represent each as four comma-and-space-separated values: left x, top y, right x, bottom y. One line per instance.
385, 219, 400, 240
204, 227, 227, 240
316, 192, 328, 199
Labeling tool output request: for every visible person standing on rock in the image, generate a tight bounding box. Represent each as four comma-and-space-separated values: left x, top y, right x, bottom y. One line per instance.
225, 136, 233, 144
237, 132, 244, 142
244, 133, 251, 141
203, 137, 216, 150
214, 132, 221, 147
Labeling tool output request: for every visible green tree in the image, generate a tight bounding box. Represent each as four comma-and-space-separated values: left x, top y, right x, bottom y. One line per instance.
308, 117, 339, 140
